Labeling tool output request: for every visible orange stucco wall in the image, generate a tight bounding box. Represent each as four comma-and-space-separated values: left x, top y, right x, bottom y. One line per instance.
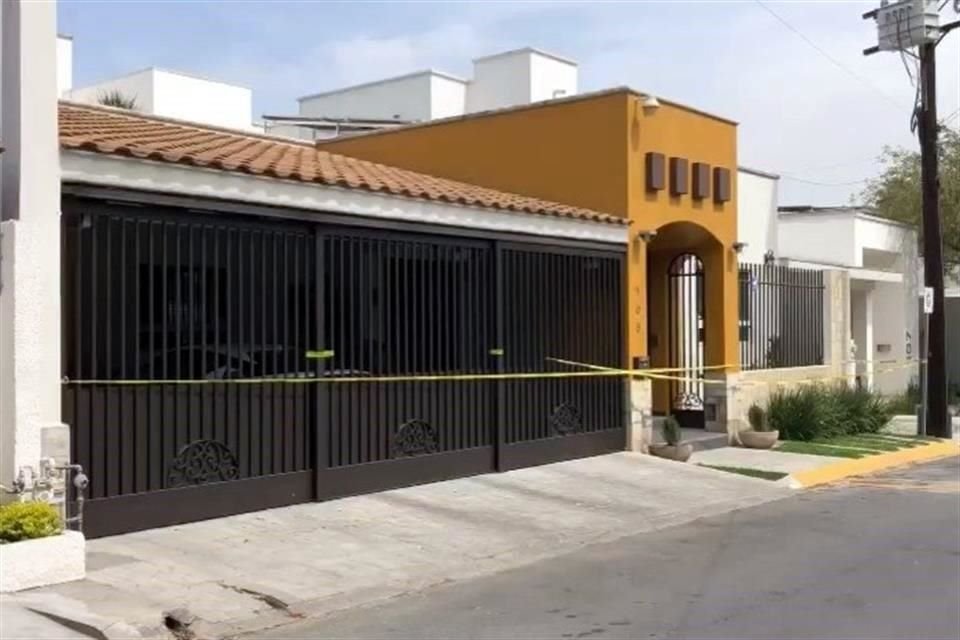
320, 90, 739, 391
623, 96, 740, 411
321, 91, 631, 218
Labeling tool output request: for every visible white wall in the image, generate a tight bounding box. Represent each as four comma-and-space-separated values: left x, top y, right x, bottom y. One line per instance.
56, 35, 71, 96
1, 0, 64, 486
529, 51, 578, 103
299, 72, 437, 122
778, 212, 858, 266
467, 49, 578, 114
466, 53, 530, 113
872, 280, 917, 394
736, 169, 778, 263
855, 215, 912, 269
69, 68, 253, 130
68, 69, 155, 112
430, 74, 467, 119
151, 70, 252, 130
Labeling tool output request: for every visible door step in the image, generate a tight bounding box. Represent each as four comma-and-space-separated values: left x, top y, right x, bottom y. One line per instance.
650, 418, 729, 452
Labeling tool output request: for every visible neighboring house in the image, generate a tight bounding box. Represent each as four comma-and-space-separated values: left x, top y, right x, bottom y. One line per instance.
736, 168, 920, 395
269, 48, 578, 140
776, 206, 920, 395
56, 35, 254, 131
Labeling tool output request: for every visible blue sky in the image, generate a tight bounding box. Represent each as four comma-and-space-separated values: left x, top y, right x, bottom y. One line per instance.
59, 0, 960, 206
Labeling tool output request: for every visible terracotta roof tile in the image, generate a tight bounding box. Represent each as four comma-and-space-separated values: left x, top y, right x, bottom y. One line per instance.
59, 102, 627, 226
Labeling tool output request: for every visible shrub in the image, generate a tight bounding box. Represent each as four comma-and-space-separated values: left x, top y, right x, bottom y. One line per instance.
0, 501, 62, 543
832, 385, 893, 435
887, 378, 920, 415
97, 89, 138, 110
747, 403, 769, 431
661, 415, 682, 446
768, 383, 893, 441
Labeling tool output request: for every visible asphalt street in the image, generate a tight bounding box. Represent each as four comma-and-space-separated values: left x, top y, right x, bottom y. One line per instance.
257, 457, 960, 640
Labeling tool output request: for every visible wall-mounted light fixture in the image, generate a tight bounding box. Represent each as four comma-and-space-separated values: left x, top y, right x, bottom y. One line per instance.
636, 229, 658, 243
641, 95, 660, 109
732, 241, 747, 254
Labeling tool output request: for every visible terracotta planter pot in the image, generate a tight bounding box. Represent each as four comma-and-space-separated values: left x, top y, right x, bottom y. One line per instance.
649, 443, 693, 462
739, 430, 780, 449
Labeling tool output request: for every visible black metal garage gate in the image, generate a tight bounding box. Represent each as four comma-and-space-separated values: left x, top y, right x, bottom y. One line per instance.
62, 197, 625, 537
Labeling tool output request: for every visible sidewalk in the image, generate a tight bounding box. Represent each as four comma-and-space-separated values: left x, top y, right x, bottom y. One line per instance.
691, 447, 828, 475
691, 424, 960, 489
2, 453, 789, 639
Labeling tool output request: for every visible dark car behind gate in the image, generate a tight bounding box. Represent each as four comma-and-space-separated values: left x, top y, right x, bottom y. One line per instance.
62, 196, 626, 538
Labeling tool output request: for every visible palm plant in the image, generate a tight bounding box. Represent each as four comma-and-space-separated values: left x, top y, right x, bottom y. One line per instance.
97, 90, 138, 110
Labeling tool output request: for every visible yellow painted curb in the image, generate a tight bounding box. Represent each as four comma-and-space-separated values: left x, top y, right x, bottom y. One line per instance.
790, 440, 960, 488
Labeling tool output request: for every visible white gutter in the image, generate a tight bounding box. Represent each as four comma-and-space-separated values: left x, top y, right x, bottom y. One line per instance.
60, 151, 628, 245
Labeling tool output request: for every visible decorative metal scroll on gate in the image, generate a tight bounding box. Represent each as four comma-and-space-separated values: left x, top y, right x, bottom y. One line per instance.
549, 402, 584, 435
667, 254, 705, 427
393, 420, 439, 457
167, 440, 240, 488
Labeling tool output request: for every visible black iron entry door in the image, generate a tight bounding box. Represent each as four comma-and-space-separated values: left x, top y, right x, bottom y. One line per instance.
62, 199, 625, 537
499, 243, 626, 469
313, 230, 497, 500
62, 208, 317, 536
667, 254, 705, 429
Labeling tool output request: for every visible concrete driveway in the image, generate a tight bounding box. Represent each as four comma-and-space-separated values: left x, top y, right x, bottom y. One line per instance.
12, 452, 789, 638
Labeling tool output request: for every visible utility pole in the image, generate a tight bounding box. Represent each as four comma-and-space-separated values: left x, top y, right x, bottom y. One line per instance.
917, 40, 948, 438
863, 1, 959, 438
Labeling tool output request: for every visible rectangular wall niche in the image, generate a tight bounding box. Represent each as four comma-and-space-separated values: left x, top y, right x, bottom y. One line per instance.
669, 157, 688, 196
692, 162, 711, 200
713, 167, 731, 203
646, 152, 665, 192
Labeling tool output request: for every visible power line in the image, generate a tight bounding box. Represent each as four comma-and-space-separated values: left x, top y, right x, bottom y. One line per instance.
754, 0, 911, 111
777, 173, 871, 187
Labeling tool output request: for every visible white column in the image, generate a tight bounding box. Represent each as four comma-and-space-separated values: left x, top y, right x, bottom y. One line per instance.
1, 0, 64, 488
864, 287, 875, 391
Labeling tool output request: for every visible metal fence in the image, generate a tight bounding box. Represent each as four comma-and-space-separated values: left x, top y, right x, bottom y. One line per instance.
62, 199, 626, 536
738, 263, 824, 370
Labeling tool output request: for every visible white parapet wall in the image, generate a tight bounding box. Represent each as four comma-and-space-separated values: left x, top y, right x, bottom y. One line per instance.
0, 531, 86, 592
68, 67, 254, 131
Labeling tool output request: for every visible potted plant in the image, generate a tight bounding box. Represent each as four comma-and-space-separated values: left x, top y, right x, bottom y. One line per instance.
649, 415, 693, 462
0, 500, 85, 592
739, 403, 780, 449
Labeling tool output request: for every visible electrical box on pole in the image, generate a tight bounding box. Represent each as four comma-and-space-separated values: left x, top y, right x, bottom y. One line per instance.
870, 0, 940, 51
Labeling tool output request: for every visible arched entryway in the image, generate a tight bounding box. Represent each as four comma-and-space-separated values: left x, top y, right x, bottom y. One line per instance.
667, 253, 705, 428
646, 221, 727, 429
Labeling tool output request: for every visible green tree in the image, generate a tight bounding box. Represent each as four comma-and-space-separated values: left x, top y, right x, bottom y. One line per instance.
861, 128, 960, 270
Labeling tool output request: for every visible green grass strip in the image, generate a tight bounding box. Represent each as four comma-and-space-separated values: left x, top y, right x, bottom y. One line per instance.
810, 437, 904, 452
775, 441, 869, 458
854, 434, 926, 446
699, 465, 788, 481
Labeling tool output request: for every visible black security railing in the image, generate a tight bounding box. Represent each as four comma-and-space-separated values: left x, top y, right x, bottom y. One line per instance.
738, 263, 824, 370
62, 199, 626, 534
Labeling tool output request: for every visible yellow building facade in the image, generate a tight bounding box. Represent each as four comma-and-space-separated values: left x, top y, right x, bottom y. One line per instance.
320, 88, 740, 422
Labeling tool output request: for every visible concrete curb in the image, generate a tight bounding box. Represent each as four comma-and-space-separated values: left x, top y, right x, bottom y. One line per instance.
788, 439, 960, 488
25, 607, 146, 640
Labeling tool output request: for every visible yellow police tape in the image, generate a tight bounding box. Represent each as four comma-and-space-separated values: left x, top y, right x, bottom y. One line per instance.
62, 355, 921, 387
